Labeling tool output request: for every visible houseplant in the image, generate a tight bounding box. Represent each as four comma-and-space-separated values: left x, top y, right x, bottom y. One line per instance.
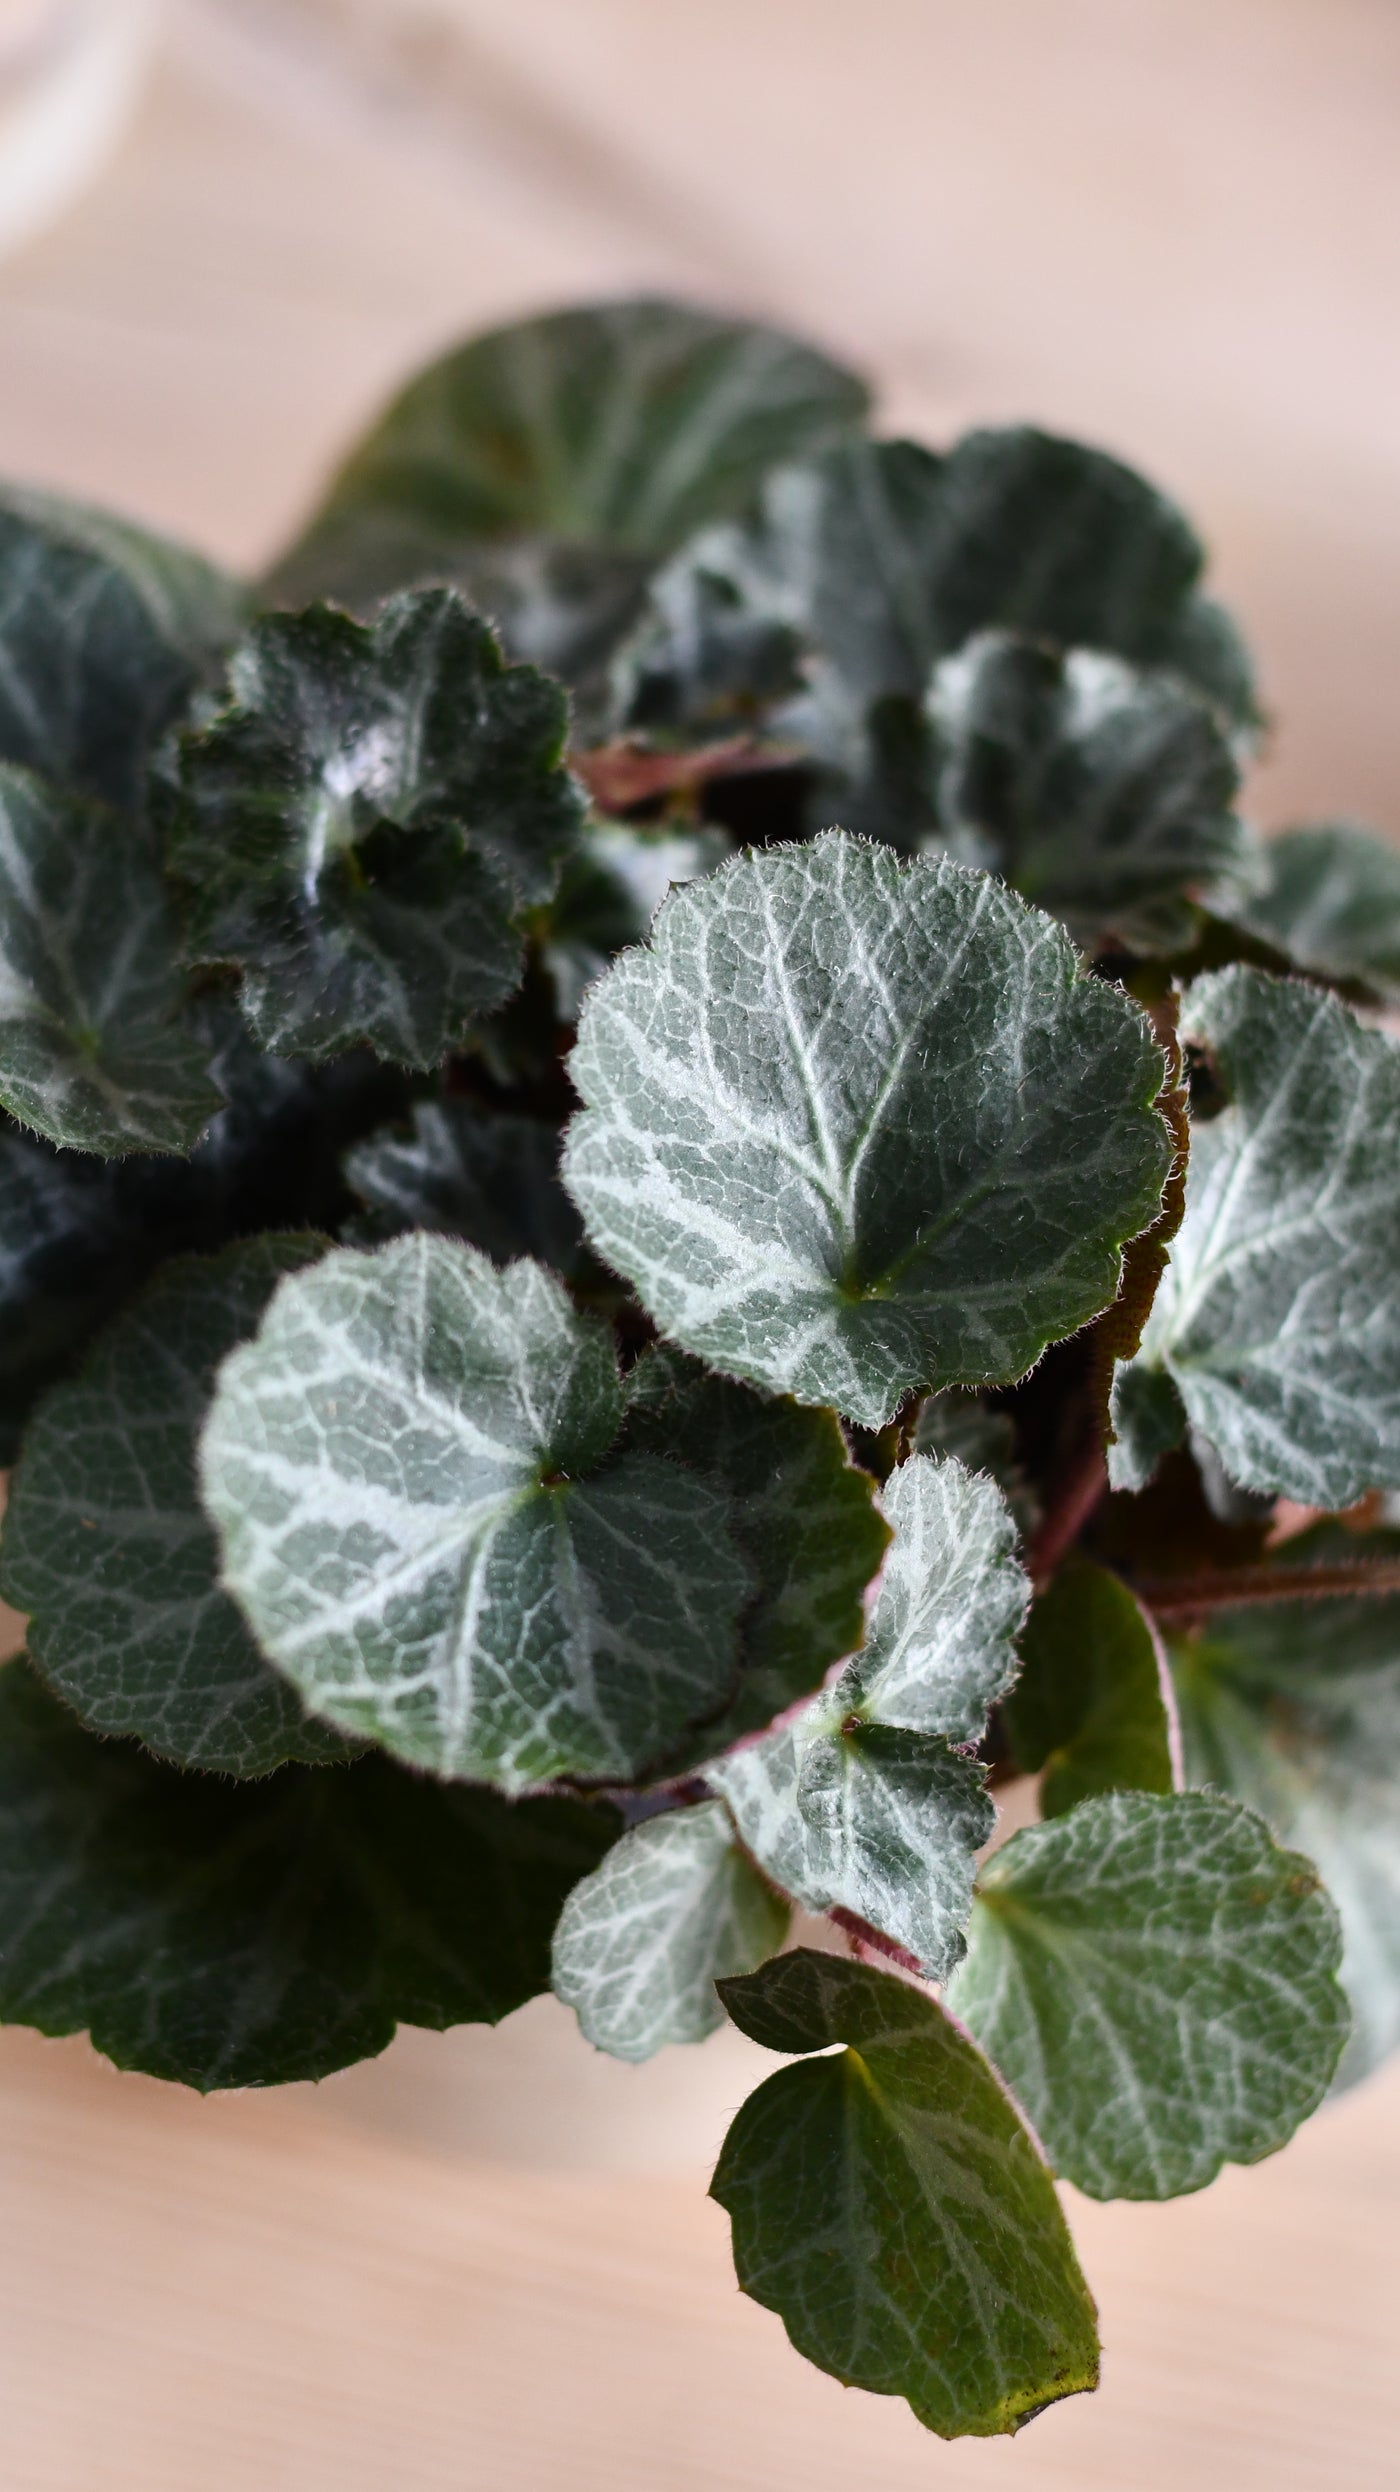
0, 294, 1396, 2440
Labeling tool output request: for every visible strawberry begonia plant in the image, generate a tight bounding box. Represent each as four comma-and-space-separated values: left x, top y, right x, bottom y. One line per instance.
1, 299, 1397, 2440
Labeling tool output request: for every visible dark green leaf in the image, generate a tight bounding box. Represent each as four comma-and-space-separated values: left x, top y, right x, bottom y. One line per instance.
947, 1791, 1348, 2198
923, 632, 1248, 951
564, 832, 1171, 1427
1168, 1528, 1400, 2085
343, 1099, 589, 1275
0, 1027, 413, 1460
626, 1345, 890, 1744
1, 1236, 355, 1778
0, 765, 219, 1153
551, 1796, 787, 2060
1004, 1556, 1178, 1816
1113, 966, 1400, 1504
268, 298, 869, 675
0, 1661, 616, 2088
201, 1236, 751, 1792
711, 1950, 1100, 2439
1227, 822, 1400, 1006
168, 592, 583, 1063
0, 485, 245, 813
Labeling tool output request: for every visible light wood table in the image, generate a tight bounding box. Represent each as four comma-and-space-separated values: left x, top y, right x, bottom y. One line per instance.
0, 5, 1398, 2484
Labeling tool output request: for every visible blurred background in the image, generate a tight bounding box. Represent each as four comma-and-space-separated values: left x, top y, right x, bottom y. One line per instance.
1, 4, 1398, 2486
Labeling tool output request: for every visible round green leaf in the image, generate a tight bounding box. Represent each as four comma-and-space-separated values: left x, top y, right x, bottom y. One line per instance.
0, 1235, 353, 1778
0, 1661, 617, 2088
269, 298, 869, 628
1116, 966, 1400, 1504
948, 1790, 1348, 2200
712, 1951, 1100, 2440
200, 1236, 751, 1792
551, 1798, 788, 2062
924, 631, 1248, 951
0, 766, 219, 1154
564, 832, 1170, 1427
0, 486, 244, 814
1227, 821, 1400, 1007
1168, 1529, 1400, 2087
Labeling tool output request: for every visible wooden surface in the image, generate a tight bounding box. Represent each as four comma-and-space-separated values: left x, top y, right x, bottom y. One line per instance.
1, 4, 1399, 2483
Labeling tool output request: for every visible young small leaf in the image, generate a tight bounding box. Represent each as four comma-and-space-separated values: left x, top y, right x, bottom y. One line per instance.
711, 1950, 1100, 2439
551, 1797, 787, 2061
924, 633, 1248, 951
627, 1347, 890, 1742
168, 592, 583, 1064
838, 1451, 1028, 1737
1226, 821, 1400, 1006
711, 1454, 1023, 1970
0, 487, 244, 813
1004, 1556, 1179, 1816
0, 765, 219, 1154
269, 299, 869, 636
0, 1662, 616, 2088
1169, 1529, 1400, 2086
201, 1236, 751, 1792
0, 1236, 354, 1778
947, 1790, 1348, 2199
1114, 967, 1400, 1504
343, 1099, 589, 1276
715, 1702, 991, 1976
564, 833, 1170, 1428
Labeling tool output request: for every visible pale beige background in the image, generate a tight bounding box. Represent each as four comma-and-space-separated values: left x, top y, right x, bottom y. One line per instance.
1, 3, 1399, 2485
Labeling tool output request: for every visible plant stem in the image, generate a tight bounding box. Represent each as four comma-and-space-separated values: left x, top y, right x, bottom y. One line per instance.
829, 1908, 924, 1979
1136, 1559, 1400, 1620
1026, 1434, 1107, 1588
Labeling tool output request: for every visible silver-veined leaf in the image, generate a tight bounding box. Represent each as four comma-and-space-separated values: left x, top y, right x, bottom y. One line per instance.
1112, 966, 1400, 1504
0, 765, 218, 1153
564, 832, 1170, 1427
948, 1790, 1348, 2199
1168, 1528, 1400, 2087
200, 1236, 751, 1792
551, 1798, 787, 2061
0, 484, 244, 813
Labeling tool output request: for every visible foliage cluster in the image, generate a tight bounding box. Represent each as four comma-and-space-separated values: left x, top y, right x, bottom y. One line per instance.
1, 299, 1398, 2438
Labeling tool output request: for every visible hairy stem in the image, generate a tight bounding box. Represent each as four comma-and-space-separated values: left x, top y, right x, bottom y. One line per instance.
1026, 1434, 1107, 1589
1137, 1559, 1400, 1620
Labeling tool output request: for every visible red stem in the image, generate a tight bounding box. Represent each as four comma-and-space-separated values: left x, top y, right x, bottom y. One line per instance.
1136, 1560, 1400, 1620
1026, 1435, 1108, 1589
828, 1908, 924, 1979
